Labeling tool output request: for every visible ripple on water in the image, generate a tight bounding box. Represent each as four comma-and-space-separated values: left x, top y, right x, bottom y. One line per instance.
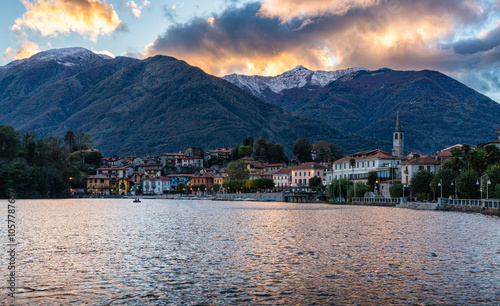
4, 199, 500, 304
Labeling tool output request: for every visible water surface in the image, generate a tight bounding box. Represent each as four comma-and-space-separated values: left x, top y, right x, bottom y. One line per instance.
2, 199, 500, 304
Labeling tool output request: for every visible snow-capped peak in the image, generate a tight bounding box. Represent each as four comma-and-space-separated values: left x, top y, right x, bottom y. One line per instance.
3, 47, 111, 70
222, 66, 367, 97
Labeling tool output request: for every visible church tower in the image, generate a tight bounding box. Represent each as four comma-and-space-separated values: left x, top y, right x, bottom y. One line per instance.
392, 112, 404, 157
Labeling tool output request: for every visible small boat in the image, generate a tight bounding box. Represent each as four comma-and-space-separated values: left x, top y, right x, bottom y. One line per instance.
262, 198, 275, 202
133, 198, 141, 203
244, 198, 257, 201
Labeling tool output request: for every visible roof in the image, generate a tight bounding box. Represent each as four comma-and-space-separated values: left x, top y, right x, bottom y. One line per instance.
334, 149, 399, 163
87, 175, 110, 179
265, 163, 285, 168
144, 167, 161, 171
160, 153, 186, 157
143, 176, 171, 181
273, 167, 292, 175
292, 162, 326, 170
166, 174, 195, 178
402, 156, 440, 165
209, 148, 231, 153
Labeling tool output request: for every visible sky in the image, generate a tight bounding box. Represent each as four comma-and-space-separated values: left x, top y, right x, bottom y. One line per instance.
2, 0, 500, 102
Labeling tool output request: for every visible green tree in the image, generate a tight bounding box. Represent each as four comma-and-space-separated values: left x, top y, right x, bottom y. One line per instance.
231, 145, 239, 160
309, 176, 322, 188
293, 138, 312, 163
212, 183, 221, 193
457, 169, 480, 199
486, 164, 500, 198
199, 184, 207, 194
268, 143, 288, 163
366, 172, 378, 191
496, 184, 500, 198
390, 183, 404, 198
226, 160, 249, 180
176, 183, 186, 192
254, 136, 268, 161
242, 137, 254, 147
238, 145, 253, 158
410, 170, 434, 200
191, 185, 199, 193
0, 125, 20, 159
73, 132, 93, 151
329, 143, 344, 161
355, 182, 372, 197
430, 168, 458, 198
64, 131, 75, 151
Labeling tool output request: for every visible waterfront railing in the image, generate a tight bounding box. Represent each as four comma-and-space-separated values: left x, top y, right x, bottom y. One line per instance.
445, 198, 500, 209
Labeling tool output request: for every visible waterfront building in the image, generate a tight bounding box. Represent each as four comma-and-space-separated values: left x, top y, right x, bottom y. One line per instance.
401, 156, 441, 185
273, 167, 292, 188
142, 176, 171, 195
166, 174, 194, 190
291, 162, 327, 187
86, 175, 111, 195
327, 149, 402, 184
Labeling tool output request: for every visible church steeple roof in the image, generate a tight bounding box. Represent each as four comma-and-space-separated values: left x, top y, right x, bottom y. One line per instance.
395, 112, 402, 132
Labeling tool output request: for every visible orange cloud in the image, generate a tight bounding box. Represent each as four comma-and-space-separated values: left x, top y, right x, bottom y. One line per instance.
3, 41, 40, 61
12, 0, 124, 42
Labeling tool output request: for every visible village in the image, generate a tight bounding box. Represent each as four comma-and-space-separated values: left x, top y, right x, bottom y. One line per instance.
84, 115, 500, 203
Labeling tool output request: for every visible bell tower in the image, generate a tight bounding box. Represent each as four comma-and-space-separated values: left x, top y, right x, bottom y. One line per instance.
392, 112, 404, 157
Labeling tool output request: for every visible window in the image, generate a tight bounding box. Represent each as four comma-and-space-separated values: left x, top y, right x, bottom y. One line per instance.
395, 134, 398, 140
362, 162, 364, 167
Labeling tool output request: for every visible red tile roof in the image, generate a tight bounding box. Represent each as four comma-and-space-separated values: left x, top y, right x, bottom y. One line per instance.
292, 162, 326, 170
402, 156, 440, 165
335, 149, 398, 163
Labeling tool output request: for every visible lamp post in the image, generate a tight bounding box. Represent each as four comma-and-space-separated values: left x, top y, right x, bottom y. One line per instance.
487, 176, 491, 199
476, 177, 483, 200
451, 178, 457, 199
438, 179, 443, 199
402, 183, 407, 199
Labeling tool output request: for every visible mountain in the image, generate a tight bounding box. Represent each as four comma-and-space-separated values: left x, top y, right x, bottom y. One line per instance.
222, 65, 364, 101
224, 67, 500, 153
0, 48, 388, 156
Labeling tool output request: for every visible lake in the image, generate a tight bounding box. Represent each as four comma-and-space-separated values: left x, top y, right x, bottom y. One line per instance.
3, 199, 500, 304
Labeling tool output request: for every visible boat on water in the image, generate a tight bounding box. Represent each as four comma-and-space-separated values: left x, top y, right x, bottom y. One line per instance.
262, 198, 275, 202
133, 198, 141, 203
244, 198, 257, 201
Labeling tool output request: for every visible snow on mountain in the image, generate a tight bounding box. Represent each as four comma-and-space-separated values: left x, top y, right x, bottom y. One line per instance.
222, 65, 367, 97
2, 47, 112, 71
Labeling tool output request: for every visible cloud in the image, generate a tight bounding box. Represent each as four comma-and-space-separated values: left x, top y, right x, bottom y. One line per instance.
3, 41, 40, 61
126, 0, 150, 18
12, 0, 124, 42
142, 0, 500, 101
453, 21, 500, 54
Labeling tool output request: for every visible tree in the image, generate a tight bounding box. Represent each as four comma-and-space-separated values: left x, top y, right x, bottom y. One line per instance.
231, 145, 239, 160
199, 184, 207, 194
254, 136, 268, 161
486, 164, 500, 197
390, 183, 404, 198
212, 183, 221, 193
366, 172, 378, 191
176, 183, 186, 192
355, 182, 372, 197
410, 170, 434, 200
191, 185, 199, 193
293, 138, 312, 163
430, 168, 458, 198
312, 140, 330, 162
329, 143, 344, 161
309, 176, 322, 188
226, 160, 249, 180
496, 184, 500, 198
457, 169, 480, 199
73, 132, 93, 151
242, 137, 254, 147
238, 145, 253, 158
64, 131, 75, 151
268, 143, 288, 163
0, 125, 21, 159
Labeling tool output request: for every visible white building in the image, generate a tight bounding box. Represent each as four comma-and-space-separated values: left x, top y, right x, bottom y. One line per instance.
273, 167, 292, 188
142, 176, 171, 195
401, 156, 441, 185
326, 149, 402, 184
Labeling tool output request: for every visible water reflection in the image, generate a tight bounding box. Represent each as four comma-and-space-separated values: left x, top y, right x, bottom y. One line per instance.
2, 199, 499, 304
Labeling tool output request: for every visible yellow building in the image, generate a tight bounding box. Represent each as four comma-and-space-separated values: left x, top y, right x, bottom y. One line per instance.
213, 173, 227, 186
111, 178, 133, 195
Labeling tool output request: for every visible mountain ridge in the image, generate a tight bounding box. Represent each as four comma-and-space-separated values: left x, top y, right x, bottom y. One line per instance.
0, 48, 388, 156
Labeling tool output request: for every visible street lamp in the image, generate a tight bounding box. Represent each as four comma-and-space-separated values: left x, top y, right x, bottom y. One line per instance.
451, 178, 457, 199
487, 178, 491, 199
438, 179, 443, 199
476, 178, 483, 200
402, 183, 407, 199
